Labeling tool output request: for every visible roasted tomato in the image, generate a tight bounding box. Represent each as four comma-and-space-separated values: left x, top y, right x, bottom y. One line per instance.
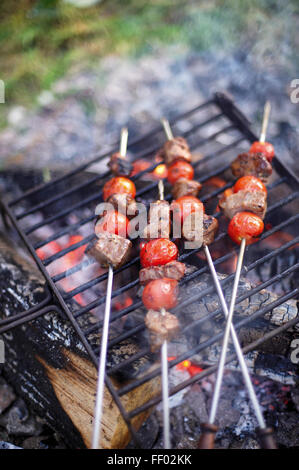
140, 238, 178, 268
167, 160, 194, 185
95, 210, 129, 237
103, 177, 136, 201
249, 141, 275, 162
233, 176, 267, 196
228, 212, 264, 245
142, 278, 178, 310
171, 195, 204, 224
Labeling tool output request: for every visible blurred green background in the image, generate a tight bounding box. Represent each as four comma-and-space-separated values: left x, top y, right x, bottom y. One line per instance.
0, 0, 298, 127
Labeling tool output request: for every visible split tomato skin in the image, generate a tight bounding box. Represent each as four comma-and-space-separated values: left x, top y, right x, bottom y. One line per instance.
95, 210, 129, 238
140, 238, 178, 268
233, 175, 267, 195
142, 278, 178, 310
171, 195, 204, 224
167, 160, 194, 185
103, 177, 136, 201
228, 212, 264, 245
249, 141, 275, 162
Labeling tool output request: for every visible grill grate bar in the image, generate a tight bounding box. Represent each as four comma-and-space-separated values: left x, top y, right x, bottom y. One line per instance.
118, 288, 298, 398
99, 232, 299, 367
58, 189, 297, 307
106, 255, 299, 376
127, 300, 299, 419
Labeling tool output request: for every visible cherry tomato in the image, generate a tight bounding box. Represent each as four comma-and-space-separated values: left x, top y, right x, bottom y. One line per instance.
142, 278, 178, 310
249, 141, 275, 162
171, 196, 204, 224
167, 160, 194, 185
103, 177, 136, 201
228, 212, 264, 245
233, 176, 267, 196
95, 210, 129, 238
140, 238, 178, 268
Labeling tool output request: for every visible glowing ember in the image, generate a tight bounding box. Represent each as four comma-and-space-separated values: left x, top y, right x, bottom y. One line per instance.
168, 356, 203, 377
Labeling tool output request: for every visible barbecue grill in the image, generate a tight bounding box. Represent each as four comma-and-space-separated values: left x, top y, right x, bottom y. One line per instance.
0, 92, 298, 448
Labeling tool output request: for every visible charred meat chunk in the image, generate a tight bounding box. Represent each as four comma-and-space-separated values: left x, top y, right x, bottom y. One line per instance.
108, 152, 133, 176
203, 214, 219, 246
139, 261, 186, 285
85, 233, 132, 269
182, 210, 204, 248
143, 200, 170, 239
158, 136, 192, 166
172, 178, 202, 199
107, 193, 138, 218
219, 189, 267, 220
231, 152, 272, 182
145, 309, 180, 351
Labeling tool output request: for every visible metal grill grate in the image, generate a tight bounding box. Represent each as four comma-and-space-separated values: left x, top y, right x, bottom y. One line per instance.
0, 92, 298, 447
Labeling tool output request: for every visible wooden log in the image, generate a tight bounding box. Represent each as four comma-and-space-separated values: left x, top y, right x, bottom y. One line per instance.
0, 237, 160, 448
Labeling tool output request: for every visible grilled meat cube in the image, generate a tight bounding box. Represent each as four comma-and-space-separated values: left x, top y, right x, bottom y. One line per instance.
172, 178, 202, 199
182, 209, 204, 248
108, 152, 133, 176
231, 152, 272, 182
145, 309, 180, 351
85, 233, 132, 269
158, 136, 192, 166
143, 200, 170, 239
139, 261, 186, 285
203, 214, 219, 246
219, 189, 267, 219
107, 193, 138, 218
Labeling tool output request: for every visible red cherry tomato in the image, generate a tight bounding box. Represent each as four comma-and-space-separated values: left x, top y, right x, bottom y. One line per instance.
171, 196, 204, 224
103, 177, 136, 201
167, 161, 194, 184
228, 212, 264, 245
249, 141, 275, 162
142, 278, 178, 310
233, 176, 267, 196
95, 210, 129, 237
140, 238, 178, 268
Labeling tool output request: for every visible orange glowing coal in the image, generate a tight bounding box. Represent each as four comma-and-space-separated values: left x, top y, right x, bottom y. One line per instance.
36, 234, 87, 306
168, 356, 203, 377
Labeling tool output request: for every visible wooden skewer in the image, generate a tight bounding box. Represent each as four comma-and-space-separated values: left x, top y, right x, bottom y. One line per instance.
92, 128, 128, 449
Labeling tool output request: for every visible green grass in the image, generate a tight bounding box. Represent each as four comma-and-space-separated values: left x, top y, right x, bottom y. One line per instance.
0, 0, 298, 126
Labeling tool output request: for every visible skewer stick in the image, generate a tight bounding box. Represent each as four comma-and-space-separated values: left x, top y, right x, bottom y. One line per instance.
208, 238, 246, 424
161, 118, 174, 141
158, 179, 171, 449
259, 101, 271, 143
92, 128, 128, 449
120, 127, 128, 157
161, 308, 171, 449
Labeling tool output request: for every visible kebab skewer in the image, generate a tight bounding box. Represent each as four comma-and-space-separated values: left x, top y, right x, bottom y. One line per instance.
204, 104, 277, 449
159, 119, 275, 449
231, 101, 274, 182
89, 128, 135, 449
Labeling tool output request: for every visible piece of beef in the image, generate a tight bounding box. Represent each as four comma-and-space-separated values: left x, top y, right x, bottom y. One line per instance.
203, 214, 219, 246
145, 309, 180, 351
219, 189, 267, 219
158, 136, 192, 166
181, 209, 203, 248
172, 178, 202, 199
107, 193, 138, 218
85, 233, 132, 269
108, 152, 133, 176
143, 200, 170, 239
231, 152, 272, 182
139, 261, 186, 285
